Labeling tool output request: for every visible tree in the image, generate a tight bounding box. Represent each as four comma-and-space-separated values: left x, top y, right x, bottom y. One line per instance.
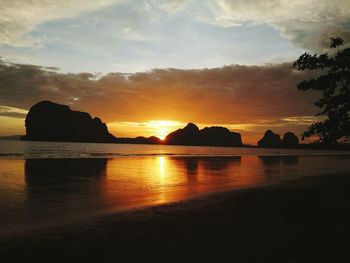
293, 37, 350, 144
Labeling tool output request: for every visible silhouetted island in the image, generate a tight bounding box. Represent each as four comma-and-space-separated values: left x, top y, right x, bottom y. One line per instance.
257, 130, 282, 148
258, 130, 299, 148
282, 132, 299, 148
117, 136, 162, 144
164, 123, 242, 147
20, 101, 311, 149
164, 123, 200, 145
22, 101, 117, 143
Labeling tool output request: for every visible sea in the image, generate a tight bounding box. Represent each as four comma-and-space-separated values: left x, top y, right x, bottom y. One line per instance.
1, 140, 350, 235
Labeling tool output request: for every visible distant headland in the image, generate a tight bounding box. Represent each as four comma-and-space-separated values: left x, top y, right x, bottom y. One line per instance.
164, 123, 242, 147
21, 101, 117, 143
258, 130, 299, 148
20, 101, 304, 148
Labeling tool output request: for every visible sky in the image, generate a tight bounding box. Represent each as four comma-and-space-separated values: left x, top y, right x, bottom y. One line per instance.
1, 0, 350, 144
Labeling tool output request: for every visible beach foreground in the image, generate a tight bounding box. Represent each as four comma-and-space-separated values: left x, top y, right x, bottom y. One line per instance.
1, 172, 349, 262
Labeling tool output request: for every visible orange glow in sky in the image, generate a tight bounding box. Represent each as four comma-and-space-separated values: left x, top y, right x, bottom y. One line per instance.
148, 120, 179, 140
106, 120, 284, 145
108, 120, 184, 141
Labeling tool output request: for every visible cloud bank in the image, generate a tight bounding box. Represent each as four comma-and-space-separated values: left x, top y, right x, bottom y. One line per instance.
0, 59, 321, 142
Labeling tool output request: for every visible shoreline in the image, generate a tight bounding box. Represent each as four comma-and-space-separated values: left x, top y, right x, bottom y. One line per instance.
1, 151, 350, 160
1, 172, 350, 262
1, 140, 350, 162
2, 137, 350, 152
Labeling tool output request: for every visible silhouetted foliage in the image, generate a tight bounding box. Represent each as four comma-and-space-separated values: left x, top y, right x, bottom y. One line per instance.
293, 37, 350, 144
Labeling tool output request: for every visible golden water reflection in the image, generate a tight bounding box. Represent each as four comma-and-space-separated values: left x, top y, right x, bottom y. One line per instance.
1, 155, 350, 234
103, 156, 289, 209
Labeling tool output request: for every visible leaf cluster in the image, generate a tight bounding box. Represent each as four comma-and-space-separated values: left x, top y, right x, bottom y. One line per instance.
293, 37, 350, 143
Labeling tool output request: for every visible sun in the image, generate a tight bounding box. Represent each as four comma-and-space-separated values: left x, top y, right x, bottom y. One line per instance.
148, 120, 181, 141
157, 128, 168, 141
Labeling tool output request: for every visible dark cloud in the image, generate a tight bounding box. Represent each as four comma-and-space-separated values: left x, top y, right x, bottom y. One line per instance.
0, 59, 320, 125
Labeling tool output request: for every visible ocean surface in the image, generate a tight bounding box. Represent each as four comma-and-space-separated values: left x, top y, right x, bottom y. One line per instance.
0, 140, 349, 158
1, 140, 350, 235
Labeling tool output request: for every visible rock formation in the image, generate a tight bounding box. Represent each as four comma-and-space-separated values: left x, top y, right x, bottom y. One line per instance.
165, 123, 200, 145
164, 123, 242, 147
22, 101, 117, 143
257, 130, 282, 148
117, 136, 161, 144
200, 126, 242, 147
282, 132, 299, 148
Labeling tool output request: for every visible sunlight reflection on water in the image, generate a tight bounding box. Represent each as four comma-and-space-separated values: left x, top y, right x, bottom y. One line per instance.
1, 154, 350, 235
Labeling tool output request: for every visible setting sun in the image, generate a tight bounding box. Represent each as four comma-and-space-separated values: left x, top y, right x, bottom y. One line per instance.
148, 120, 180, 140
108, 120, 184, 140
157, 128, 168, 140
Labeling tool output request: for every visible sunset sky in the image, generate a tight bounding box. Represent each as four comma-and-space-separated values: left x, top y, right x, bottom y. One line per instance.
1, 0, 350, 144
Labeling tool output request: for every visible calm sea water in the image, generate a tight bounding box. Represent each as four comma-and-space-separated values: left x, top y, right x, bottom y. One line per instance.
0, 140, 348, 158
0, 140, 350, 235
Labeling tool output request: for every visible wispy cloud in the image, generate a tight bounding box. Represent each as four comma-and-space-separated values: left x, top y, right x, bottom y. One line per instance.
3, 0, 349, 52
0, 0, 124, 46
196, 0, 350, 51
0, 105, 28, 118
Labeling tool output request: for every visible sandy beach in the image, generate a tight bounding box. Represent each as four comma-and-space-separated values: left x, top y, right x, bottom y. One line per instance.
1, 172, 349, 262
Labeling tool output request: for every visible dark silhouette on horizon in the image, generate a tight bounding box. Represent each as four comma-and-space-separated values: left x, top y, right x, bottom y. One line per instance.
200, 126, 242, 147
21, 102, 244, 147
21, 101, 350, 150
282, 132, 299, 148
164, 123, 242, 147
21, 101, 117, 143
164, 123, 201, 145
117, 136, 162, 144
257, 130, 282, 148
257, 130, 299, 148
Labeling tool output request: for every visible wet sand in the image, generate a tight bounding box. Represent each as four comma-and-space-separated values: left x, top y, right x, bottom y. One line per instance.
1, 172, 350, 262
